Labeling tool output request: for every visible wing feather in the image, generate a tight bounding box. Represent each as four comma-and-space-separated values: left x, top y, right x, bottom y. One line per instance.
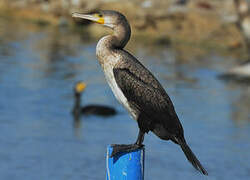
113, 67, 182, 134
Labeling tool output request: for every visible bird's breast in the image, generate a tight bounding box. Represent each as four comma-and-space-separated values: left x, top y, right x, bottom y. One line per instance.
101, 58, 138, 120
96, 36, 138, 119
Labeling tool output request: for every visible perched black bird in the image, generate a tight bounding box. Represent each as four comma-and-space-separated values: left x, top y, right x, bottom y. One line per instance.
72, 81, 117, 116
72, 10, 208, 175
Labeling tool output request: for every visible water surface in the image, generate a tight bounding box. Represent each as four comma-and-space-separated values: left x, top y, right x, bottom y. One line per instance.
0, 19, 250, 180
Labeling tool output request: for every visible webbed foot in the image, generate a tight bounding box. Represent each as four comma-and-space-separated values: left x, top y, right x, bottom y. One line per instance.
110, 144, 144, 157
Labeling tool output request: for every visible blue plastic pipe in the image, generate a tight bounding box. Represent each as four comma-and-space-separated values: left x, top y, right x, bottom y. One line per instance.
106, 145, 145, 180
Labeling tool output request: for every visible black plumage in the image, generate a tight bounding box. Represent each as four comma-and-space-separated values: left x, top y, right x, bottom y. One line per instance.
113, 50, 183, 136
72, 82, 117, 117
113, 51, 207, 174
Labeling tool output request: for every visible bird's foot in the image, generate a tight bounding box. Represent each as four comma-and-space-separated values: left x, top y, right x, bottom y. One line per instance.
110, 144, 144, 157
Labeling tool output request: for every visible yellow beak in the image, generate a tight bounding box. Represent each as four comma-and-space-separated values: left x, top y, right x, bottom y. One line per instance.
72, 12, 104, 24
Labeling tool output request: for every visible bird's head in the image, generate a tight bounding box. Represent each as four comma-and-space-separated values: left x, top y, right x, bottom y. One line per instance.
72, 10, 127, 29
74, 81, 87, 94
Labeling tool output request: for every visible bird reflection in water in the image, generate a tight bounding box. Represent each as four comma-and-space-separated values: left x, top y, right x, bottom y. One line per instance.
72, 109, 82, 138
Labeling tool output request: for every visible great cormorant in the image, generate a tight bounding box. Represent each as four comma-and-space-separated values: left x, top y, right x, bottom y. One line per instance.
72, 81, 117, 116
72, 10, 208, 175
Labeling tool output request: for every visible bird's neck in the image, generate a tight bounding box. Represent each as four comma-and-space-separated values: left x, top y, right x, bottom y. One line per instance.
74, 93, 81, 109
113, 21, 131, 48
96, 21, 131, 63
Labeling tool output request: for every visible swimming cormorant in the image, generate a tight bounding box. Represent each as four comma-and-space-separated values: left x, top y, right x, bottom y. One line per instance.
73, 81, 117, 116
72, 10, 208, 175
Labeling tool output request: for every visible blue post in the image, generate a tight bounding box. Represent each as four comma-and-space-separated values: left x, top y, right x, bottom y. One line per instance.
106, 145, 145, 180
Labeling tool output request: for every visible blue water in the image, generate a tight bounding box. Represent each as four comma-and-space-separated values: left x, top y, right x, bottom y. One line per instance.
0, 20, 250, 180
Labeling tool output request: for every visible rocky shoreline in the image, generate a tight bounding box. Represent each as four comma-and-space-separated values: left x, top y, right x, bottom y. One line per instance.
0, 0, 247, 60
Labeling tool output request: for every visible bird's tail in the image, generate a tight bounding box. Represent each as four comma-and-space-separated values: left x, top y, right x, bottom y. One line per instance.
178, 139, 208, 175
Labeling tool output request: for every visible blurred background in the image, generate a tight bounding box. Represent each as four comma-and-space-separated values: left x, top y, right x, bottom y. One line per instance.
0, 0, 250, 179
